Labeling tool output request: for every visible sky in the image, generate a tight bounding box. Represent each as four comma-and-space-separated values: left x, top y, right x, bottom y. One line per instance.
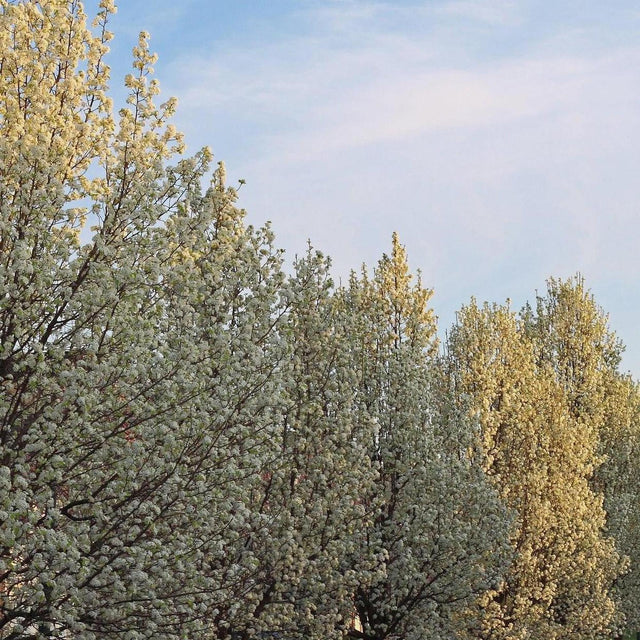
90, 0, 640, 375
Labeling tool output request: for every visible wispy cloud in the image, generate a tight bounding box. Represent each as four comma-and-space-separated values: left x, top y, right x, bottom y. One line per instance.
166, 2, 638, 159
149, 0, 640, 369
435, 0, 524, 26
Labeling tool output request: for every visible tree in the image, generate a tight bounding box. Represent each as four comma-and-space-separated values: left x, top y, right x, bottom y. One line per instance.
225, 248, 378, 640
522, 276, 640, 636
0, 2, 286, 638
3, 3, 636, 640
447, 299, 620, 640
344, 235, 510, 640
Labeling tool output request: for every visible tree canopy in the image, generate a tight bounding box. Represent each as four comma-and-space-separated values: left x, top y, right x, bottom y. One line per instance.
1, 3, 639, 640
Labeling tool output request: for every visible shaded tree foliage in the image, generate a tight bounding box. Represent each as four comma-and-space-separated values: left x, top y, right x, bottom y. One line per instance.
343, 236, 511, 640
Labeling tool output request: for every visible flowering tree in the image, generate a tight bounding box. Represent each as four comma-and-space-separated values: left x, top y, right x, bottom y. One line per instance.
3, 4, 637, 640
226, 248, 378, 639
447, 299, 621, 640
343, 235, 510, 640
522, 277, 640, 636
0, 2, 286, 638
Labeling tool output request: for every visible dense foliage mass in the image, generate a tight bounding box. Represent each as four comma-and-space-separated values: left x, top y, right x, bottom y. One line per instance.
1, 2, 639, 639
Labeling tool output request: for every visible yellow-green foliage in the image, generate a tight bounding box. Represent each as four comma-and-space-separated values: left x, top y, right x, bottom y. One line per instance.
448, 300, 621, 640
525, 277, 640, 635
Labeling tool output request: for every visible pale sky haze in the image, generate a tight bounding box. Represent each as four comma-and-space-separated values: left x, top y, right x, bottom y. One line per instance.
89, 0, 640, 374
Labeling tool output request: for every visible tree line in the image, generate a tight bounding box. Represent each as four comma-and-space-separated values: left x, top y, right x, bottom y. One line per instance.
1, 2, 639, 639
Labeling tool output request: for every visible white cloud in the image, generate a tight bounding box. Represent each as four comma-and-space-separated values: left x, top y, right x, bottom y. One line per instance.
156, 0, 640, 370
435, 0, 524, 26
167, 3, 639, 166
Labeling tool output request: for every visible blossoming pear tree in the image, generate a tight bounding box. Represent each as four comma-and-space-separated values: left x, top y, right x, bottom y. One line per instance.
446, 299, 621, 640
0, 2, 285, 638
343, 235, 510, 640
2, 3, 639, 640
226, 248, 379, 639
522, 277, 640, 636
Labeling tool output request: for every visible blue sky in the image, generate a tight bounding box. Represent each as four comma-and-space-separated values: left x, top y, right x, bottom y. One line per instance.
91, 1, 640, 374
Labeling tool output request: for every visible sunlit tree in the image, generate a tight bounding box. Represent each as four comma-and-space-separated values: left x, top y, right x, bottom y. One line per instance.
0, 2, 285, 638
3, 4, 637, 640
447, 299, 620, 640
523, 276, 640, 636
